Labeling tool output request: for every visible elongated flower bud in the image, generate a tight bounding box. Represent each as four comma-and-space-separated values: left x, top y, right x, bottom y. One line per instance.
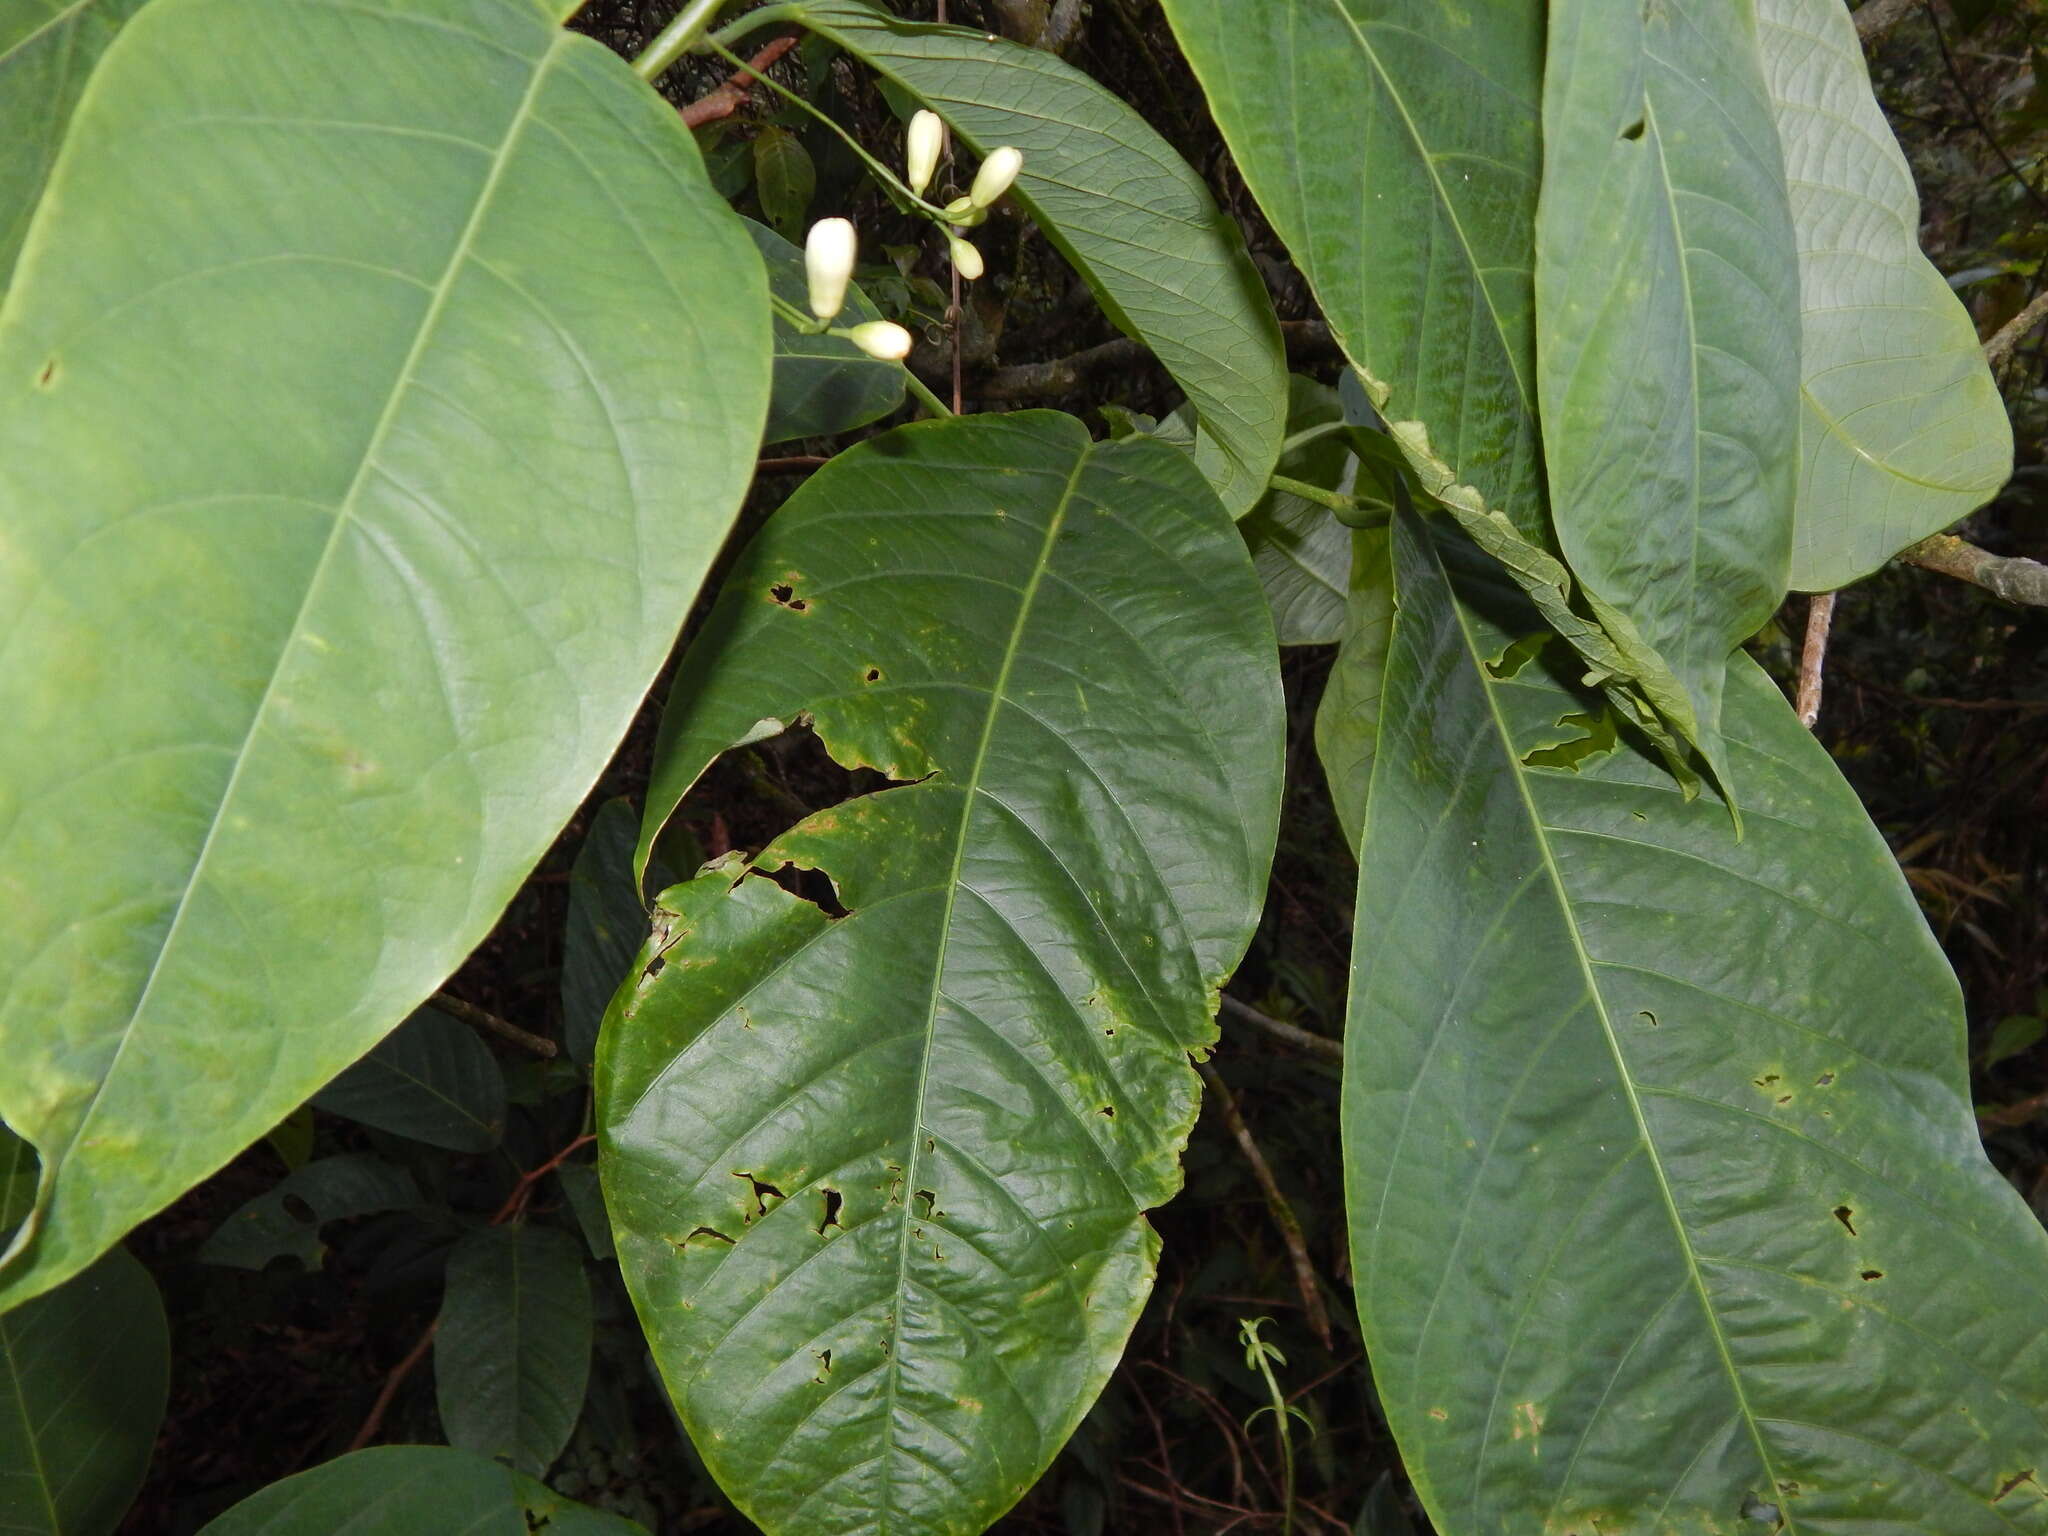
969, 146, 1023, 209
906, 110, 944, 198
948, 234, 984, 281
845, 320, 912, 361
805, 217, 857, 321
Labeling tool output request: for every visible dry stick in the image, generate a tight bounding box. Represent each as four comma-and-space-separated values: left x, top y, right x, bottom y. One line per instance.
1220, 996, 1344, 1065
677, 34, 798, 129
429, 991, 556, 1058
346, 1132, 597, 1450
1983, 287, 2048, 372
1196, 1060, 1334, 1349
1899, 533, 2048, 607
1796, 590, 1837, 730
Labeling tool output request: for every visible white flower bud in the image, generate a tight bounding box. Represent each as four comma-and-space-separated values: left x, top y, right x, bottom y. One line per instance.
846, 321, 912, 361
941, 195, 985, 227
805, 217, 857, 321
906, 110, 944, 198
968, 146, 1023, 209
948, 234, 984, 281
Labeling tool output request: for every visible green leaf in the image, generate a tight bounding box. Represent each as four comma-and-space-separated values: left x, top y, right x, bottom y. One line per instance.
1536, 0, 1801, 788
1760, 0, 2013, 591
1313, 527, 1392, 855
604, 412, 1283, 1535
742, 217, 906, 447
195, 1446, 646, 1535
1346, 506, 2048, 1533
1242, 377, 1354, 646
1154, 0, 1705, 781
752, 124, 816, 239
562, 801, 659, 1067
0, 1247, 167, 1536
0, 0, 150, 295
1984, 1013, 2045, 1070
778, 0, 1286, 516
0, 0, 769, 1311
200, 1155, 419, 1272
311, 1007, 506, 1153
435, 1224, 592, 1478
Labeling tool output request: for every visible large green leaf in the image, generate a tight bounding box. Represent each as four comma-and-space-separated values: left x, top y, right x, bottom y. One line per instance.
745, 217, 905, 446
0, 0, 149, 295
1536, 0, 1801, 787
435, 1224, 593, 1478
1761, 0, 2013, 591
1345, 507, 2048, 1533
1242, 377, 1353, 647
1154, 0, 1703, 783
756, 0, 1286, 517
0, 1246, 166, 1535
311, 1007, 506, 1153
1313, 526, 1391, 855
0, 0, 769, 1310
195, 1446, 646, 1535
200, 1155, 420, 1272
603, 412, 1283, 1534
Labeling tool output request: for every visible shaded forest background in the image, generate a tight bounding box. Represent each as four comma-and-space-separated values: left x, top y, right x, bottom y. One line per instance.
114, 2, 2048, 1530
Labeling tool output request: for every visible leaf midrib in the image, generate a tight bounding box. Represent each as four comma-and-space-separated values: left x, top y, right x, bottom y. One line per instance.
0, 1311, 59, 1534
44, 27, 567, 1210
1444, 570, 1795, 1530
875, 441, 1092, 1531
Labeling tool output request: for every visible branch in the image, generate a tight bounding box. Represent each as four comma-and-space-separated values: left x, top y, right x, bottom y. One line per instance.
1984, 288, 2048, 371
1220, 996, 1344, 1064
429, 991, 556, 1058
1196, 1060, 1333, 1349
677, 34, 797, 129
1855, 0, 1919, 43
1899, 534, 2048, 607
1797, 591, 1837, 730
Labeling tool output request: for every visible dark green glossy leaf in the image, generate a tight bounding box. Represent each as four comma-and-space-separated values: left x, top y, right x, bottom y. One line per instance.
1537, 0, 1801, 787
1761, 0, 2013, 591
743, 218, 905, 448
604, 411, 1283, 1534
1313, 526, 1391, 855
0, 1247, 166, 1536
0, 0, 769, 1310
753, 125, 816, 239
0, 0, 149, 294
200, 1155, 419, 1272
312, 1007, 506, 1153
435, 1224, 592, 1478
1154, 0, 1701, 781
1346, 506, 2048, 1533
1242, 377, 1353, 647
774, 0, 1286, 516
562, 801, 656, 1066
195, 1446, 646, 1535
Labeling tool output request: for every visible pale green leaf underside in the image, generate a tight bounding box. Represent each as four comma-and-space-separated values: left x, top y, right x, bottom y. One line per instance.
1347, 510, 2048, 1534
780, 0, 1287, 517
1760, 0, 2012, 591
603, 412, 1283, 1535
0, 0, 149, 295
196, 1446, 647, 1535
1537, 0, 1801, 786
0, 0, 768, 1310
0, 1247, 166, 1536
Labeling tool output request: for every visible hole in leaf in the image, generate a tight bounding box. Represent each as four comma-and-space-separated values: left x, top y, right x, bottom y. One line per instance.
281, 1194, 317, 1224
818, 1188, 843, 1233
767, 582, 808, 612
35, 358, 55, 388
737, 1173, 785, 1218
1754, 1073, 1781, 1087
1859, 1268, 1884, 1281
643, 955, 666, 980
1522, 710, 1619, 770
812, 1348, 832, 1382
760, 862, 849, 919
1638, 1010, 1659, 1027
1816, 1071, 1835, 1086
1099, 1105, 1115, 1118
1994, 1470, 2037, 1503
914, 1189, 936, 1219
1832, 1205, 1857, 1236
677, 1226, 735, 1250
1621, 117, 1646, 141
1739, 1492, 1782, 1527
863, 667, 882, 683
1485, 632, 1550, 680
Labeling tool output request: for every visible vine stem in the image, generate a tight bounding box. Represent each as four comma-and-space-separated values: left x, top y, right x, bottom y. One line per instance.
634, 0, 745, 82
1796, 591, 1836, 731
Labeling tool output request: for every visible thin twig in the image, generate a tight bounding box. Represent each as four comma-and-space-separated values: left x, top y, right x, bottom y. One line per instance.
347, 1132, 597, 1450
1900, 533, 2048, 607
1926, 1, 2048, 219
1198, 1061, 1333, 1349
939, 0, 963, 415
430, 991, 557, 1058
1983, 287, 2048, 371
678, 34, 798, 128
1220, 996, 1343, 1064
1797, 590, 1837, 730
756, 455, 828, 473
974, 322, 1339, 401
